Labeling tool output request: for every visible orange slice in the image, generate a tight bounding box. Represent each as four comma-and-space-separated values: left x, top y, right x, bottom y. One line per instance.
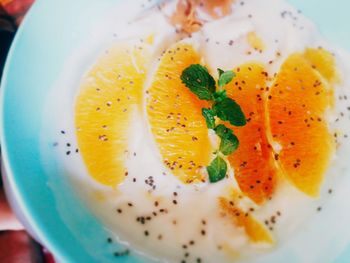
267, 51, 334, 196
303, 47, 337, 83
219, 197, 273, 244
226, 63, 277, 204
75, 42, 150, 186
146, 42, 212, 183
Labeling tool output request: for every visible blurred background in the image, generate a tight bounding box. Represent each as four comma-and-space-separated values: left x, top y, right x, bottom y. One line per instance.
1, 0, 54, 262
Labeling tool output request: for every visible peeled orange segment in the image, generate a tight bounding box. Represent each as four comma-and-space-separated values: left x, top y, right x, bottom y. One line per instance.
267, 52, 334, 196
75, 43, 149, 186
225, 63, 277, 204
146, 43, 212, 183
219, 197, 273, 244
303, 48, 337, 83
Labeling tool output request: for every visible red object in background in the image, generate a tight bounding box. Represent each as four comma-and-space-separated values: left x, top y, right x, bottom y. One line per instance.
1, 1, 57, 262
0, 231, 45, 263
43, 248, 56, 263
1, 0, 34, 24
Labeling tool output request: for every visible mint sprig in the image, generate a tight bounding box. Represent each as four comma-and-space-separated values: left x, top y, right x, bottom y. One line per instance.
181, 64, 247, 184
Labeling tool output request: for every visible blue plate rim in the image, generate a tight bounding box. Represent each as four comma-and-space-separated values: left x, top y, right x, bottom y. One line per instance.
0, 1, 72, 262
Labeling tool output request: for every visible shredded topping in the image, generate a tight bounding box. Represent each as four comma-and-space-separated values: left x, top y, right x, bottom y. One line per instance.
170, 0, 234, 33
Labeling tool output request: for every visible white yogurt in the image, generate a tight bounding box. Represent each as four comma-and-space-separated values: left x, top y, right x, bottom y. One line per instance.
41, 0, 350, 262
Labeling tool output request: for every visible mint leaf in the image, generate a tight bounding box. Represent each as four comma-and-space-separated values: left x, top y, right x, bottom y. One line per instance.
181, 64, 216, 101
202, 108, 216, 129
214, 124, 239, 155
217, 68, 225, 77
214, 124, 232, 138
213, 98, 246, 126
220, 133, 239, 155
213, 90, 227, 102
207, 156, 227, 183
218, 70, 235, 88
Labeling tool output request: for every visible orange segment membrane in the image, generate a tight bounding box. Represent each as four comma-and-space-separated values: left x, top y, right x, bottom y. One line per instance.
226, 63, 277, 204
219, 197, 273, 244
147, 42, 212, 183
267, 51, 335, 196
75, 43, 149, 186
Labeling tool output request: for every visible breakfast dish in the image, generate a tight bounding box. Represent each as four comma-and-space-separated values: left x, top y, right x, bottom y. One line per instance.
48, 0, 350, 262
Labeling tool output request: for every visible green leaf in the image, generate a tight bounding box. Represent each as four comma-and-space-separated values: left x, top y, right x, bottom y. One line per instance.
220, 133, 239, 155
207, 156, 227, 183
218, 70, 236, 88
181, 64, 216, 101
214, 124, 239, 155
213, 90, 227, 102
217, 68, 225, 77
214, 124, 232, 138
202, 108, 216, 129
213, 98, 246, 126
